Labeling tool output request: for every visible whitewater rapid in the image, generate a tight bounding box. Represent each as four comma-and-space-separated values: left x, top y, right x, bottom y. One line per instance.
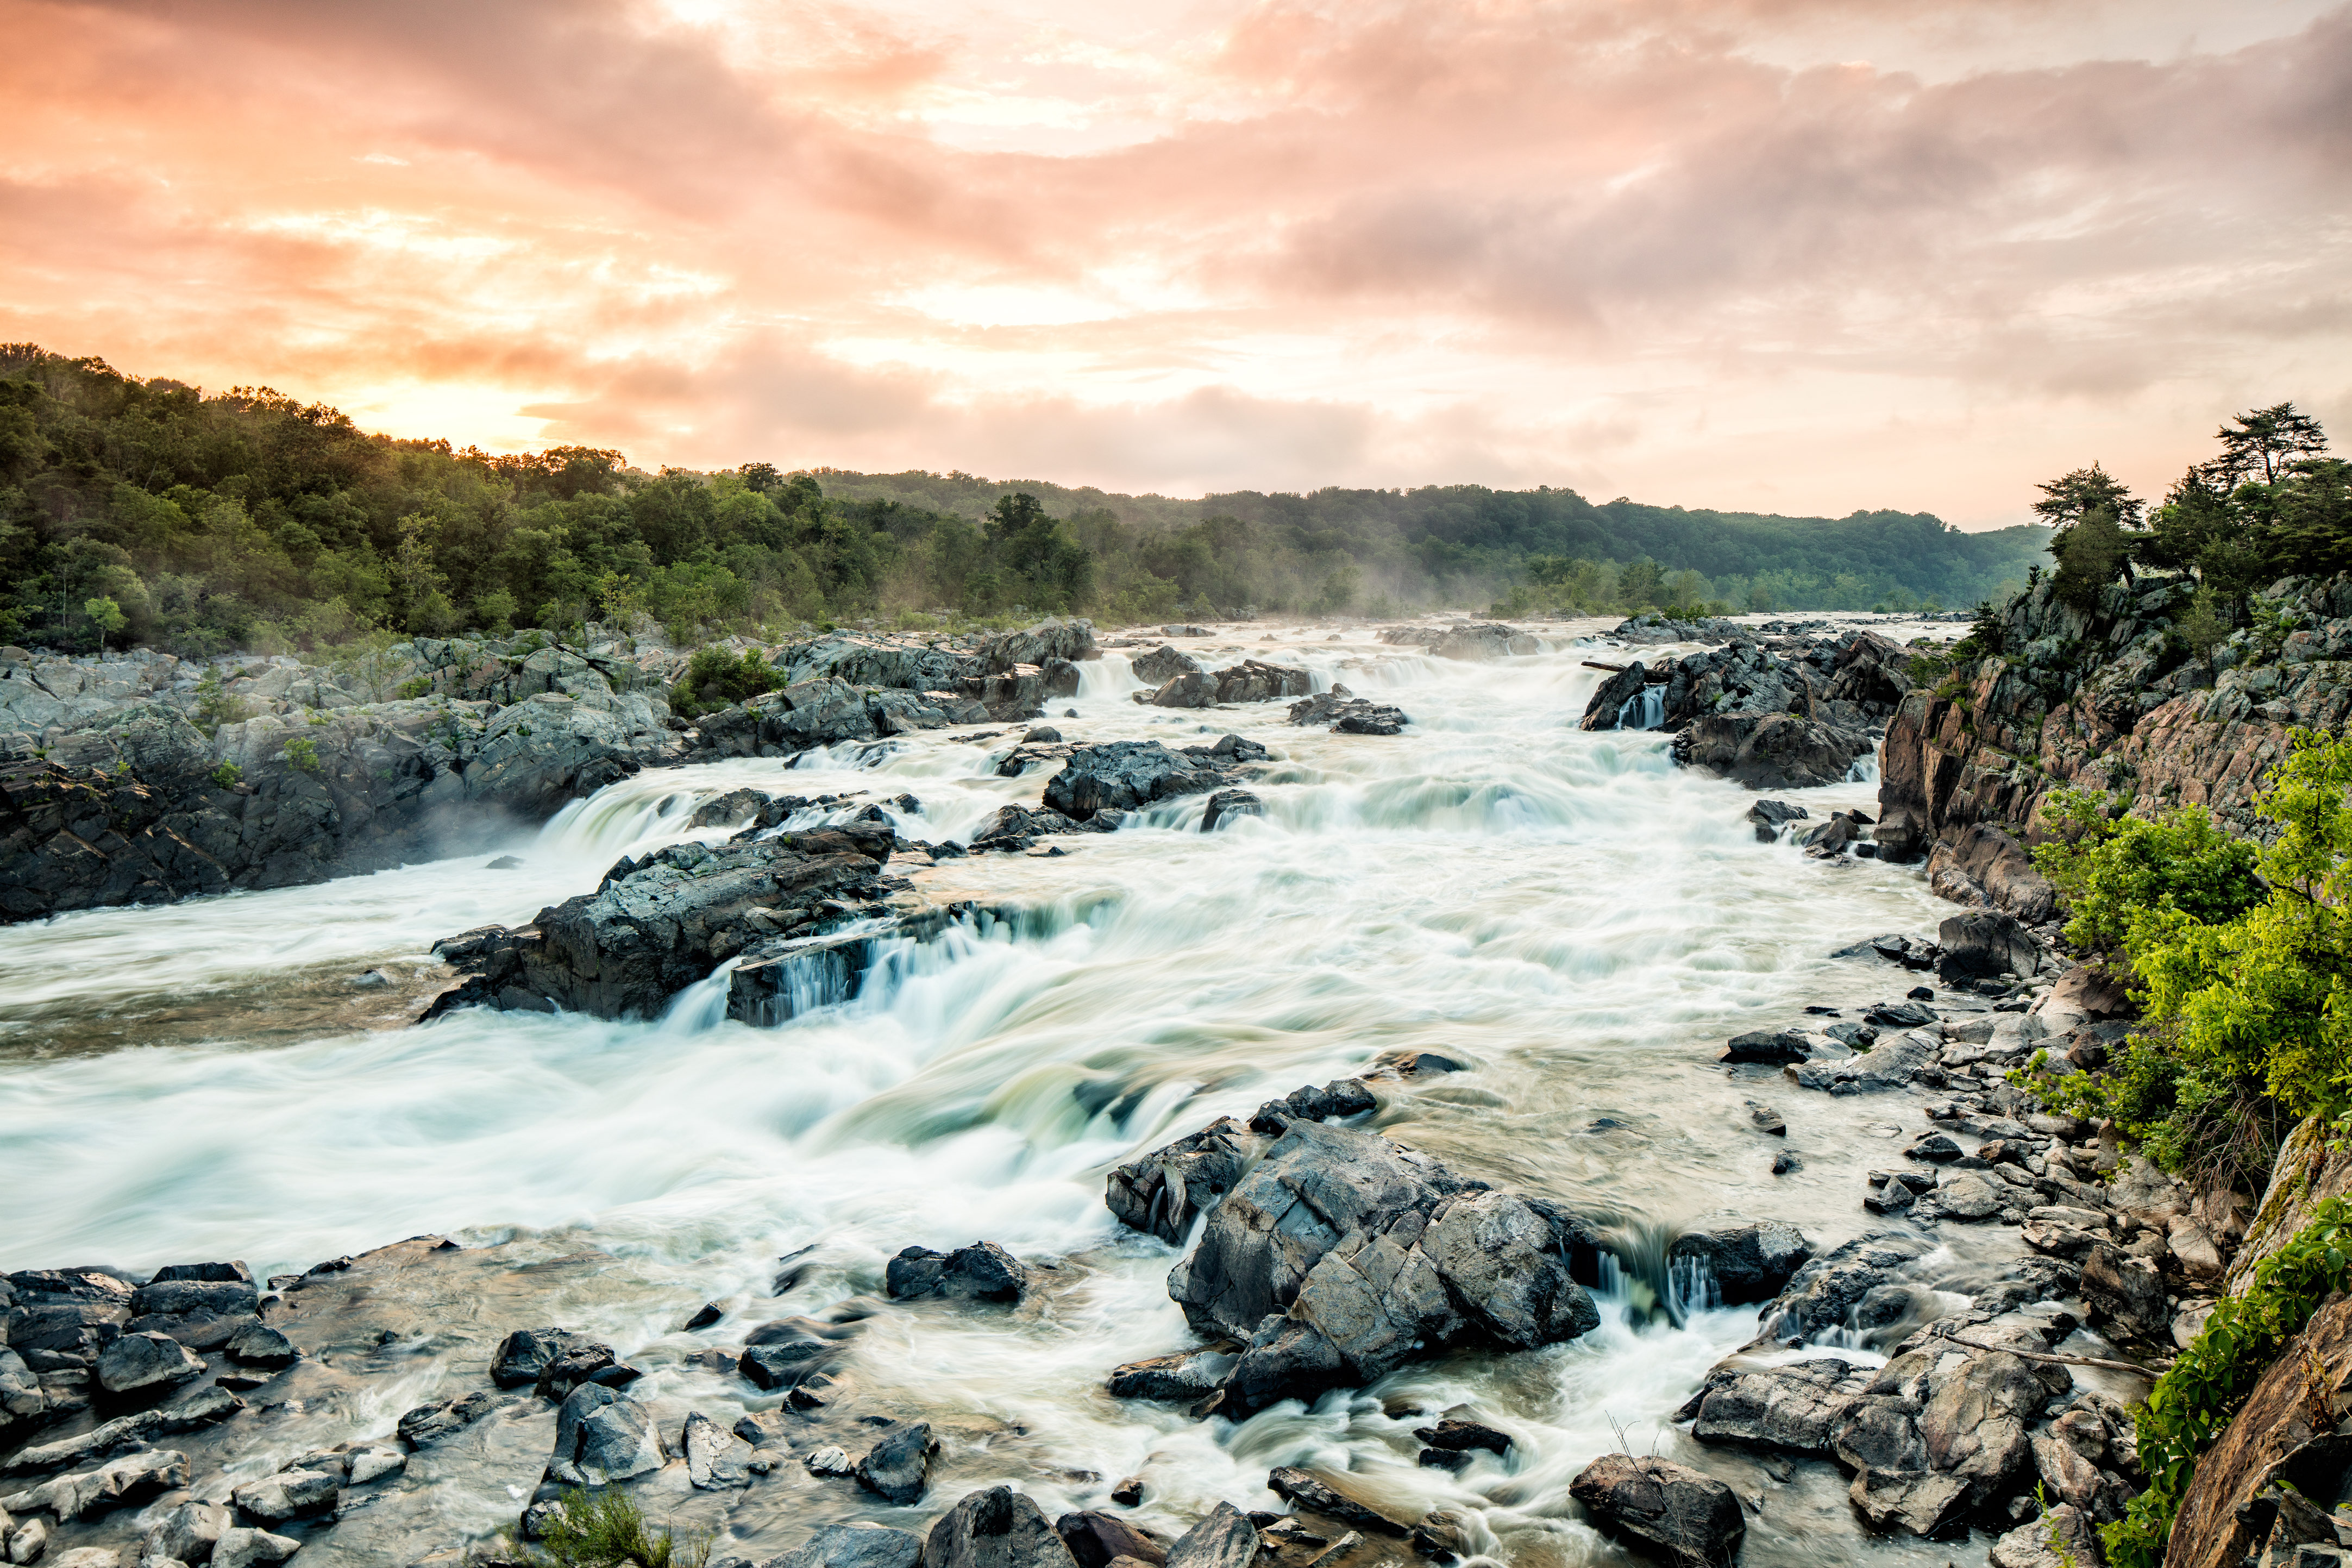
0, 621, 1973, 1566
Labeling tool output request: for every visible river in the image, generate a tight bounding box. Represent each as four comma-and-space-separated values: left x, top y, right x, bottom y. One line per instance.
0, 620, 1993, 1566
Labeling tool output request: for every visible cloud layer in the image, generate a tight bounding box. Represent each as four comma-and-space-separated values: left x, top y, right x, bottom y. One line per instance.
3, 0, 2345, 524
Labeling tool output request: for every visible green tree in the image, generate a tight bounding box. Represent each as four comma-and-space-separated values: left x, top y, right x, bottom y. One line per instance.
2033, 462, 2144, 531
82, 595, 126, 648
2049, 504, 2130, 608
2204, 401, 2329, 487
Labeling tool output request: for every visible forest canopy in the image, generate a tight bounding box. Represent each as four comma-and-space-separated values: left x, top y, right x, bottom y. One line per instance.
0, 345, 2048, 656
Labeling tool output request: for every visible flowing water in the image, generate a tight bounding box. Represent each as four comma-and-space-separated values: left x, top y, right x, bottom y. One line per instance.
0, 622, 1999, 1566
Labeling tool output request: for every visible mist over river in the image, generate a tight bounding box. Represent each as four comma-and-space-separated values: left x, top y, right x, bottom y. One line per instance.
0, 622, 1996, 1566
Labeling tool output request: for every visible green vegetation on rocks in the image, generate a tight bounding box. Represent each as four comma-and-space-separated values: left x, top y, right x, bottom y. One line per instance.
2104, 1197, 2352, 1568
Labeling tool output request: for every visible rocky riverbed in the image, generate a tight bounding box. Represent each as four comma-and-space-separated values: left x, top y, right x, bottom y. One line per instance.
0, 612, 2210, 1568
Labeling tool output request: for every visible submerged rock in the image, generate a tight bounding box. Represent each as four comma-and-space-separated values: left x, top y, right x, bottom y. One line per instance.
1668, 1220, 1812, 1305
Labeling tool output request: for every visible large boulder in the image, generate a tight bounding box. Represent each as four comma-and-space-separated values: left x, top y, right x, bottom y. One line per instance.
1287, 691, 1408, 735
1935, 910, 2041, 981
1, 1449, 189, 1522
1146, 672, 1218, 709
545, 1384, 662, 1486
1568, 1454, 1745, 1568
93, 1330, 204, 1396
856, 1421, 937, 1505
774, 632, 967, 691
1161, 1120, 1601, 1414
1043, 743, 1232, 821
927, 1486, 1081, 1568
1682, 1357, 1876, 1456
978, 621, 1098, 674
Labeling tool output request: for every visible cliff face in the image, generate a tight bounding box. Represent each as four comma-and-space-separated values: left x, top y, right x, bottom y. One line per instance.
1877, 572, 2352, 919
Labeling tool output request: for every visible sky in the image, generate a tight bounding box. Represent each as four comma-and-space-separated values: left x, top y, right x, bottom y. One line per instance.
3, 1, 2347, 528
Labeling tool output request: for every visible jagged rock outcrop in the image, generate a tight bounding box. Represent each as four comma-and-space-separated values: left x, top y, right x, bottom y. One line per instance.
1578, 629, 1914, 792
1286, 688, 1407, 735
1876, 573, 2352, 918
1109, 1118, 1604, 1416
422, 824, 895, 1020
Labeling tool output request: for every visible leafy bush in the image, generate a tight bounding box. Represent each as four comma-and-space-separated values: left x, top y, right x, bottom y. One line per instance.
192, 667, 248, 731
2031, 733, 2352, 1188
207, 760, 241, 789
670, 647, 781, 718
519, 1487, 710, 1568
281, 735, 320, 774
2031, 790, 2263, 958
2105, 1197, 2352, 1568
396, 675, 433, 699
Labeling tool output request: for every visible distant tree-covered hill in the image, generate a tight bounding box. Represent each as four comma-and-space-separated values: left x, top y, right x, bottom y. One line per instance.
0, 346, 2041, 657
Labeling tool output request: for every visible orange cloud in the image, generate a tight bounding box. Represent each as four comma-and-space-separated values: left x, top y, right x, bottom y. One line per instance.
1, 0, 2346, 525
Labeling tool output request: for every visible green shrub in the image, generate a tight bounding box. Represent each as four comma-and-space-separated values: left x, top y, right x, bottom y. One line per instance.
396, 675, 433, 699
282, 735, 320, 774
518, 1487, 709, 1568
2106, 1197, 2352, 1568
2031, 791, 2263, 958
193, 667, 248, 731
670, 647, 781, 718
2030, 733, 2352, 1189
207, 760, 241, 789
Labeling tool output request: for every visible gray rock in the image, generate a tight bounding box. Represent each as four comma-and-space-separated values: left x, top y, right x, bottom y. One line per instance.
1285, 692, 1408, 734
1568, 1454, 1745, 1568
1054, 1512, 1168, 1568
1685, 1357, 1874, 1456
683, 1410, 751, 1490
1199, 789, 1262, 832
1161, 1503, 1258, 1568
1930, 1171, 2004, 1221
886, 1244, 1028, 1303
1669, 1219, 1812, 1305
222, 1320, 296, 1369
1128, 647, 1200, 685
1745, 799, 1808, 841
229, 1469, 337, 1525
346, 1444, 404, 1486
93, 1331, 203, 1396
1761, 1233, 1934, 1344
1, 1449, 188, 1522
139, 1500, 229, 1566
127, 1280, 256, 1320
1104, 1347, 1238, 1403
484, 1326, 581, 1382
1171, 1121, 1601, 1414
2079, 1241, 2170, 1342
1987, 1503, 2103, 1568
1786, 1031, 1935, 1093
5, 1518, 42, 1565
856, 1421, 936, 1505
210, 1528, 300, 1568
771, 1522, 928, 1568
1265, 1467, 1409, 1536
395, 1390, 494, 1447
926, 1486, 1080, 1568
47, 1550, 121, 1568
1043, 742, 1231, 820
1833, 1345, 2053, 1535
547, 1384, 661, 1485
1105, 1118, 1252, 1246
425, 826, 893, 1021
0, 1349, 47, 1442
1721, 1030, 1810, 1065
738, 1318, 851, 1390
1936, 910, 2041, 981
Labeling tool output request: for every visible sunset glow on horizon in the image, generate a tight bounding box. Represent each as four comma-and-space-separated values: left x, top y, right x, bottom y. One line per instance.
4, 0, 2347, 525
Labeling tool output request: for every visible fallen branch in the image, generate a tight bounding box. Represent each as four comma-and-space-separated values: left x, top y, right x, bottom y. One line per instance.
1946, 1333, 2163, 1377
1582, 661, 1629, 673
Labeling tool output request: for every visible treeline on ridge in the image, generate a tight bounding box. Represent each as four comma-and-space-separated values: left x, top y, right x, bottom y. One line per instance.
0, 344, 2048, 657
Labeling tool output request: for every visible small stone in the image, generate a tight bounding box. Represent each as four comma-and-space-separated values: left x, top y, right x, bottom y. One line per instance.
1771, 1151, 1802, 1175
224, 1320, 297, 1369
683, 1302, 724, 1331
1747, 1102, 1786, 1136
855, 1421, 936, 1505
804, 1445, 856, 1477
1111, 1476, 1145, 1507
211, 1527, 302, 1568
